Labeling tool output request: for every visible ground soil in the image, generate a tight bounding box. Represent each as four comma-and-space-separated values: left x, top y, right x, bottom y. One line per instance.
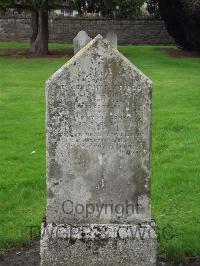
0, 241, 39, 266
0, 240, 199, 266
163, 48, 200, 58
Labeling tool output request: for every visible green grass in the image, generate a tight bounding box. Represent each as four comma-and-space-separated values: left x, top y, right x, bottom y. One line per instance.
0, 41, 73, 56
0, 42, 200, 262
0, 40, 73, 49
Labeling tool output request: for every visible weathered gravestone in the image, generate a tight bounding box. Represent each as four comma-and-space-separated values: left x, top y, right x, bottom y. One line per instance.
40, 34, 156, 266
73, 30, 92, 54
106, 31, 118, 49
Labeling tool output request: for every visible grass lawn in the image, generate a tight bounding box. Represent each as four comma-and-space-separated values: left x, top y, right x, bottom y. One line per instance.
0, 41, 200, 262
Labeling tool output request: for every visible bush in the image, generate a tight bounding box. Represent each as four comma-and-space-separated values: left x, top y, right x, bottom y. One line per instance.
157, 0, 200, 51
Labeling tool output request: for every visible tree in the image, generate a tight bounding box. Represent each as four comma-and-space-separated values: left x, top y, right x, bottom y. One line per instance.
0, 0, 65, 55
115, 0, 145, 18
68, 0, 86, 15
146, 0, 160, 18
68, 0, 145, 18
157, 0, 200, 51
29, 7, 49, 55
0, 0, 11, 12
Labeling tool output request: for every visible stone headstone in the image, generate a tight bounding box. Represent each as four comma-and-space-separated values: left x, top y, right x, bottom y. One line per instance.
41, 35, 156, 266
106, 31, 118, 49
73, 30, 92, 54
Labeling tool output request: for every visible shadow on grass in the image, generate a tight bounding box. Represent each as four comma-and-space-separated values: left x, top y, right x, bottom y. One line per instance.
0, 48, 74, 59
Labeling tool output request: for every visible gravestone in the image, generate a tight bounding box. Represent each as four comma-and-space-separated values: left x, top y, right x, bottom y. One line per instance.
40, 35, 156, 266
73, 30, 92, 54
106, 31, 118, 49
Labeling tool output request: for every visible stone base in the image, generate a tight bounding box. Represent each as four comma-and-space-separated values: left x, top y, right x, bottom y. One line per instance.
40, 223, 157, 266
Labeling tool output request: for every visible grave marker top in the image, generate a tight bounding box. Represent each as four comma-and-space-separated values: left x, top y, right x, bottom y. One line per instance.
73, 30, 92, 54
106, 31, 118, 49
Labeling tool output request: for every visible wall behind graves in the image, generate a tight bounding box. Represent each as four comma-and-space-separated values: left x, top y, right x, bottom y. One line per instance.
0, 15, 174, 44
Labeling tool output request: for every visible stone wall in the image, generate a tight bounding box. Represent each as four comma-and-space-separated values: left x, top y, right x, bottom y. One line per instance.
0, 16, 174, 44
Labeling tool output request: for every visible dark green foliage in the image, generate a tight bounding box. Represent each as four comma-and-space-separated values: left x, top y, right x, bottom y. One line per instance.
146, 0, 160, 18
68, 0, 145, 18
0, 0, 65, 11
115, 0, 145, 18
157, 0, 200, 51
0, 0, 11, 13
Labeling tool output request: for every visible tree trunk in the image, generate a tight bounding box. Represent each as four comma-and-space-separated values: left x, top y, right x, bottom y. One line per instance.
30, 10, 49, 55
30, 10, 39, 46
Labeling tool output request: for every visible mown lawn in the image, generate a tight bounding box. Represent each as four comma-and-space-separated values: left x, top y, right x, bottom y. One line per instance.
0, 41, 200, 262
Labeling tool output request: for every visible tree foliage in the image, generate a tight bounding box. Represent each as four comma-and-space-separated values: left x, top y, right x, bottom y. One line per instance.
146, 0, 160, 18
0, 0, 64, 11
68, 0, 145, 18
0, 0, 11, 13
115, 0, 145, 18
157, 0, 200, 51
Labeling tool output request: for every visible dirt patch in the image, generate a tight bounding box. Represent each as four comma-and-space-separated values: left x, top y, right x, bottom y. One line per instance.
0, 240, 199, 266
0, 241, 40, 266
158, 47, 200, 58
0, 48, 74, 59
